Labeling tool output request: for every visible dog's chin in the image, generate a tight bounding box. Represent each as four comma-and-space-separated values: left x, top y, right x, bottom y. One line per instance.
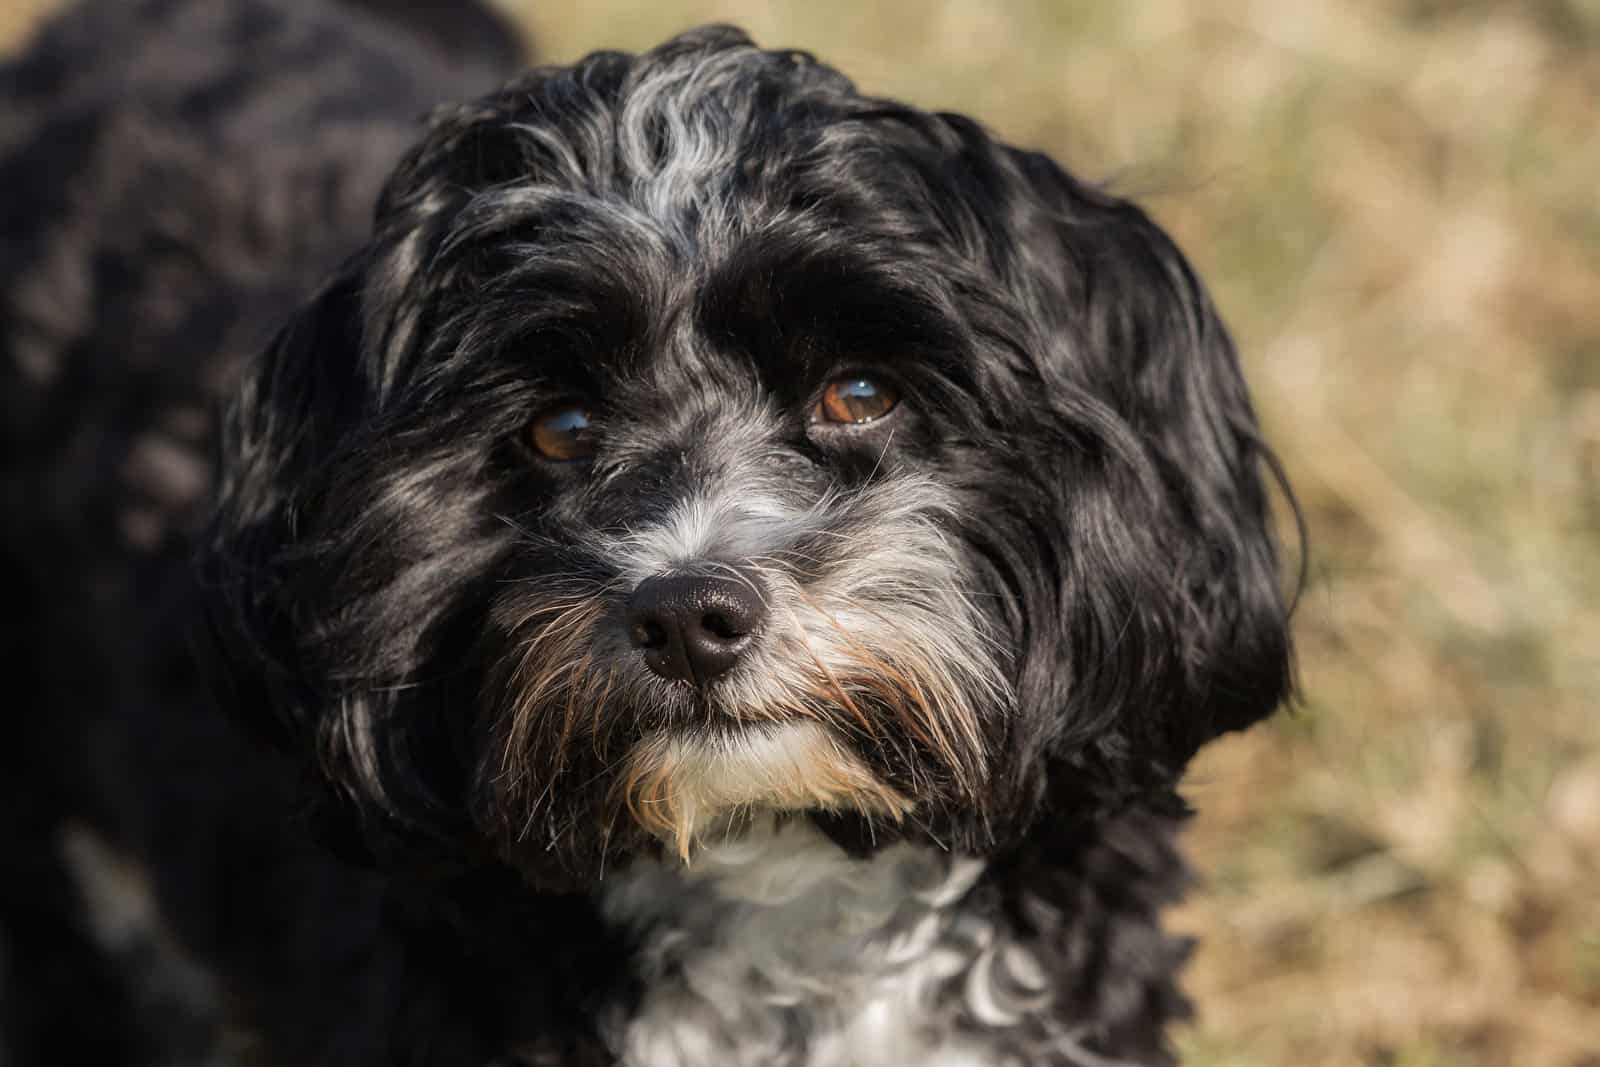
613, 720, 913, 863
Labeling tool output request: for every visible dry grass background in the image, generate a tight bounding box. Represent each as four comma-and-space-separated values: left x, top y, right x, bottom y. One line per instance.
6, 1, 1598, 1063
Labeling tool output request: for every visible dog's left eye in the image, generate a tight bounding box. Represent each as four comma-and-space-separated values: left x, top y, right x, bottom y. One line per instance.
526, 406, 595, 462
814, 377, 899, 425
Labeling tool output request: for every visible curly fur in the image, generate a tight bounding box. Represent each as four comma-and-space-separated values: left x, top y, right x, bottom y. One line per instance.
1, 4, 1298, 1065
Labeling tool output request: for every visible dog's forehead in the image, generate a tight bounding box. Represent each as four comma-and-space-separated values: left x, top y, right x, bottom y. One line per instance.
484, 193, 972, 413
420, 38, 999, 390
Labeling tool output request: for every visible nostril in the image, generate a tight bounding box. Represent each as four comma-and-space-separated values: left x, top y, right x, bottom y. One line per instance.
631, 617, 668, 650
700, 611, 743, 642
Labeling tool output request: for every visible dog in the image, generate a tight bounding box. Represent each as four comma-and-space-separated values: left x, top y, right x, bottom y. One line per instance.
0, 2, 1299, 1064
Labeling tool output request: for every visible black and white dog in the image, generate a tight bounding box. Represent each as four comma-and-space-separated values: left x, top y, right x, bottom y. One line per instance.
0, 1, 1298, 1064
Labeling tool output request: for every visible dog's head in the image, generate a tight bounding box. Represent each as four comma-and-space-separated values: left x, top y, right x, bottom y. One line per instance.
205, 26, 1296, 886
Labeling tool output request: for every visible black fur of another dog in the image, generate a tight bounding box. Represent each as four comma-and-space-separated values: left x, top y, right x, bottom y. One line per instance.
0, 3, 1298, 1064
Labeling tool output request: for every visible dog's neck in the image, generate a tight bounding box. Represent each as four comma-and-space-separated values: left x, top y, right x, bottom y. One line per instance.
597, 818, 1119, 1067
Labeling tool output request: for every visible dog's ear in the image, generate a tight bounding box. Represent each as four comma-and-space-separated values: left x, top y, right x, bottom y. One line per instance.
202, 262, 469, 870
201, 252, 480, 865
199, 104, 551, 862
202, 267, 367, 753
987, 149, 1299, 810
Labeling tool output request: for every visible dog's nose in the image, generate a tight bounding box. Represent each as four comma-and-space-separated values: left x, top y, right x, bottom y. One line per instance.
625, 570, 768, 685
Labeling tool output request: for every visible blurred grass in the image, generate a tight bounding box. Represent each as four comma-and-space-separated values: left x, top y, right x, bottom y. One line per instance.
7, 1, 1599, 1063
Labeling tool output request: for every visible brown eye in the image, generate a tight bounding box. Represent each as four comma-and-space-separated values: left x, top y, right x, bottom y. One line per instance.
526, 406, 594, 462
815, 377, 899, 424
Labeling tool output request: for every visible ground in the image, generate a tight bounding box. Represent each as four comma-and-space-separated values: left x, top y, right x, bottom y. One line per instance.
5, 2, 1597, 1063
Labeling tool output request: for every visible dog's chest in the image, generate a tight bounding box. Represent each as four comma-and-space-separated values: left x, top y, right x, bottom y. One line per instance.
597, 823, 1056, 1067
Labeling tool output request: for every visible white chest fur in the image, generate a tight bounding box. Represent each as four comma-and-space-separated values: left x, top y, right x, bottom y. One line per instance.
598, 821, 1058, 1067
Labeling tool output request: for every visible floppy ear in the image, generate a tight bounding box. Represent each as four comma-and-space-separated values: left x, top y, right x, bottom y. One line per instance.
989, 148, 1299, 812
200, 251, 488, 865
202, 267, 369, 754
198, 92, 590, 862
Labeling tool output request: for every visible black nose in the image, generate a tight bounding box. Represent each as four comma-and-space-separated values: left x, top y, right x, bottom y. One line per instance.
625, 570, 768, 685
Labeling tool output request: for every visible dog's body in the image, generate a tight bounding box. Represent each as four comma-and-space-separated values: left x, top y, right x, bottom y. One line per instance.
1, 3, 1295, 1065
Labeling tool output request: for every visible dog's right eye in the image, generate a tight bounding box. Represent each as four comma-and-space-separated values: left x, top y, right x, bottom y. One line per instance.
526, 406, 595, 462
814, 376, 899, 425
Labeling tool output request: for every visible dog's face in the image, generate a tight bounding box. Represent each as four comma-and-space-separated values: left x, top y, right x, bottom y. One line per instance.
207, 27, 1294, 887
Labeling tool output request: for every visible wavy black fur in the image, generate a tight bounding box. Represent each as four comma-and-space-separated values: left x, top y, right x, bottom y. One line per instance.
1, 3, 1297, 1064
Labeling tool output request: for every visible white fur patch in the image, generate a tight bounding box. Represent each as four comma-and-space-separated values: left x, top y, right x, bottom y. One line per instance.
600, 820, 1062, 1067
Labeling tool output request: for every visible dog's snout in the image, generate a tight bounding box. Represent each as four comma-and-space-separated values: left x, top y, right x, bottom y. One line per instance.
626, 570, 767, 685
